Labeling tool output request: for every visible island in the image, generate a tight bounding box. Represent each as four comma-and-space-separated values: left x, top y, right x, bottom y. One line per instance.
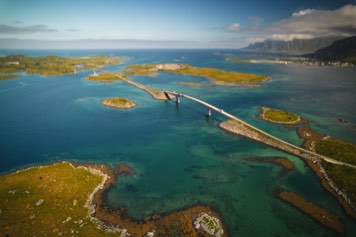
0, 161, 227, 237
0, 55, 120, 77
122, 63, 269, 85
276, 190, 344, 235
258, 107, 304, 125
101, 97, 137, 109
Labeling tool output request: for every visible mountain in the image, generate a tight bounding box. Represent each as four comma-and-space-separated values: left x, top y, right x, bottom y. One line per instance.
311, 36, 356, 63
242, 37, 343, 54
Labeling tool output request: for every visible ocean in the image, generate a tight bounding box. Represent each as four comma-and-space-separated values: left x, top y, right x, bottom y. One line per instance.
0, 49, 355, 236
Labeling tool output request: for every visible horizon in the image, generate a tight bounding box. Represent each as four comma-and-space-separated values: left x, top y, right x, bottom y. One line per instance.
1, 0, 356, 49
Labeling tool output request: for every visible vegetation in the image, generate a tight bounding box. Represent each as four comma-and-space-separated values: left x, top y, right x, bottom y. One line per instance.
260, 107, 300, 124
85, 72, 126, 83
122, 63, 268, 84
226, 57, 252, 63
0, 162, 121, 237
315, 139, 356, 165
101, 97, 136, 109
0, 74, 20, 80
171, 64, 268, 84
322, 162, 356, 206
0, 55, 120, 77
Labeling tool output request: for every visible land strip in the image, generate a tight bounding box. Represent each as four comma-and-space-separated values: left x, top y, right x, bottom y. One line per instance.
276, 190, 344, 235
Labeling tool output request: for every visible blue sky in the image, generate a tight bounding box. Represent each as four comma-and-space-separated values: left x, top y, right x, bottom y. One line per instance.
0, 0, 355, 49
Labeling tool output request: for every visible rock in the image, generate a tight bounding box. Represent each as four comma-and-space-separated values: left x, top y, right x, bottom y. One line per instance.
36, 199, 44, 206
8, 190, 16, 194
30, 214, 36, 219
73, 199, 77, 206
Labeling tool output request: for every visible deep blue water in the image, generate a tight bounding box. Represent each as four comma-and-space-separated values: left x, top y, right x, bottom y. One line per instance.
0, 49, 356, 236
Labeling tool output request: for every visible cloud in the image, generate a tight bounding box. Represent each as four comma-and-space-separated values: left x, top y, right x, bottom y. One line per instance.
225, 23, 240, 32
292, 9, 315, 17
0, 24, 57, 34
66, 28, 79, 32
266, 4, 356, 40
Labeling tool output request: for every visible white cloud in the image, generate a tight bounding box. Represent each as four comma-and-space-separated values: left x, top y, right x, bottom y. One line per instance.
225, 23, 240, 32
267, 4, 356, 39
292, 9, 315, 17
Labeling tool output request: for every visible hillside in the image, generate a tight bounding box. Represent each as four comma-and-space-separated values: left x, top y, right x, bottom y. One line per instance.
311, 36, 356, 63
242, 37, 342, 54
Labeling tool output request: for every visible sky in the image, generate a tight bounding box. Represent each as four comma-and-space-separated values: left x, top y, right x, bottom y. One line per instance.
0, 0, 356, 49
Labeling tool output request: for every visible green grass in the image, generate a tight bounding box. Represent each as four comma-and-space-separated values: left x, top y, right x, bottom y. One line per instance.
0, 55, 120, 76
121, 64, 268, 84
0, 162, 120, 237
102, 97, 136, 109
315, 139, 356, 165
322, 161, 356, 205
173, 64, 268, 83
262, 107, 300, 124
86, 72, 125, 83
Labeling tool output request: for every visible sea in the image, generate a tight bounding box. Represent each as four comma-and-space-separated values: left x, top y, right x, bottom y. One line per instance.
0, 49, 355, 236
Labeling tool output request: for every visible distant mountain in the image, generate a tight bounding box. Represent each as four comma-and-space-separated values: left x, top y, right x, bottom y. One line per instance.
311, 36, 356, 63
242, 37, 343, 54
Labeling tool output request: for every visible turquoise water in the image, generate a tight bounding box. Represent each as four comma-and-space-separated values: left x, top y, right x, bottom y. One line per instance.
0, 50, 355, 236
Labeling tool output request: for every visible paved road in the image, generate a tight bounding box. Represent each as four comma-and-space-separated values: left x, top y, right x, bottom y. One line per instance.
165, 91, 356, 169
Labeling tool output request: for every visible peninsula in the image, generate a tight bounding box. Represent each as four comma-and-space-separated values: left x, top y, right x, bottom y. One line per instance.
0, 161, 227, 237
0, 55, 120, 77
101, 97, 137, 109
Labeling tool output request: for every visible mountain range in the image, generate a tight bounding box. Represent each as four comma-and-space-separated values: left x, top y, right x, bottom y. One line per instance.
242, 37, 343, 54
310, 36, 356, 63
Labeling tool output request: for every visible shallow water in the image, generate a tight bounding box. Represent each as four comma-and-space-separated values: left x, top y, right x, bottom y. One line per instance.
0, 49, 355, 236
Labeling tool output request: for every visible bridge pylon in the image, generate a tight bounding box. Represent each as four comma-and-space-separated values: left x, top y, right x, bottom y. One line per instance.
176, 96, 180, 105
206, 108, 211, 117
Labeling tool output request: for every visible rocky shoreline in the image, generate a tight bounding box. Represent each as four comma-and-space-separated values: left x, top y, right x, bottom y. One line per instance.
80, 162, 228, 237
219, 119, 356, 218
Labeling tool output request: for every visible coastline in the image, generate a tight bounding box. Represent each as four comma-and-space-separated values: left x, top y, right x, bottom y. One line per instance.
1, 161, 227, 237
219, 119, 356, 218
87, 162, 227, 236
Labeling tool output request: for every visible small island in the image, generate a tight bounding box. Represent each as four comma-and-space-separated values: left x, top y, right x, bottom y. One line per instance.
0, 55, 120, 77
122, 63, 269, 85
259, 107, 303, 125
101, 97, 137, 109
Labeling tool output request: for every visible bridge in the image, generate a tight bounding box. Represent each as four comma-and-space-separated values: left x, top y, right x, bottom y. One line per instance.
164, 90, 356, 169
